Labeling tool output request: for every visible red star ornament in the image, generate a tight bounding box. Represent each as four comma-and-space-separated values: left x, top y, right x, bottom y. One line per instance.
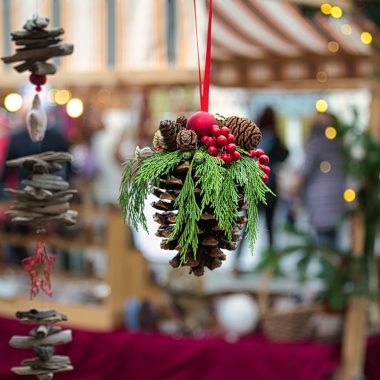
22, 239, 56, 298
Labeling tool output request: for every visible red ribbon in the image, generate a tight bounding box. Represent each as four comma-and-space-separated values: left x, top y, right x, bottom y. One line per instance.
193, 0, 213, 112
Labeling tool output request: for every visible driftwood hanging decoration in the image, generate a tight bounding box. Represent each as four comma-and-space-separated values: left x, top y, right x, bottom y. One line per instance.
10, 309, 73, 380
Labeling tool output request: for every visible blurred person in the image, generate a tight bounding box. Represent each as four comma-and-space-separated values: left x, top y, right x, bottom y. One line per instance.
295, 112, 346, 245
234, 107, 288, 273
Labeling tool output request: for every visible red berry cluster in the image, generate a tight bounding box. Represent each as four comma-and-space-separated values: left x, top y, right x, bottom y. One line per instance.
201, 125, 241, 165
249, 149, 271, 184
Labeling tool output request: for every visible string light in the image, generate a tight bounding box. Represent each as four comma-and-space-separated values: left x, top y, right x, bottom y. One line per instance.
360, 32, 372, 45
316, 99, 328, 113
330, 6, 343, 19
4, 93, 23, 112
66, 98, 84, 118
343, 188, 356, 202
320, 161, 331, 173
320, 3, 332, 15
327, 41, 339, 53
316, 71, 328, 83
325, 126, 337, 139
54, 89, 71, 105
341, 24, 352, 36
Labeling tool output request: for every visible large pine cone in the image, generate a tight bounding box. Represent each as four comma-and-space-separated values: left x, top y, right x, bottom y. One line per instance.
176, 129, 197, 151
158, 120, 184, 151
223, 116, 262, 151
152, 160, 246, 276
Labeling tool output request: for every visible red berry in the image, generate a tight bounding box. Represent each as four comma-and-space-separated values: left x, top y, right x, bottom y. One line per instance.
231, 150, 241, 161
217, 154, 223, 160
220, 127, 230, 136
259, 154, 270, 165
210, 125, 221, 137
261, 174, 269, 184
208, 146, 218, 156
255, 149, 264, 157
226, 143, 237, 153
261, 165, 271, 175
249, 150, 256, 158
221, 153, 232, 165
206, 136, 216, 147
201, 136, 209, 145
227, 134, 236, 144
216, 135, 228, 146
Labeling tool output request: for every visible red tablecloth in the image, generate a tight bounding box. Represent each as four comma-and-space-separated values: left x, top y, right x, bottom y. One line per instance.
0, 317, 342, 380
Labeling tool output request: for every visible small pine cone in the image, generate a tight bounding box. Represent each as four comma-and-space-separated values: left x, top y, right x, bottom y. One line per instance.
176, 116, 187, 128
159, 120, 182, 151
223, 116, 262, 150
176, 129, 197, 151
153, 130, 162, 150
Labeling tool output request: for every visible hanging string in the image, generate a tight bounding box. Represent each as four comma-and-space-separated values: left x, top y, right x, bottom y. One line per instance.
193, 0, 213, 112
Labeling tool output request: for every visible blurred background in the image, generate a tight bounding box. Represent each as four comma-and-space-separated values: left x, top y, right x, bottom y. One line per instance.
1, 1, 380, 379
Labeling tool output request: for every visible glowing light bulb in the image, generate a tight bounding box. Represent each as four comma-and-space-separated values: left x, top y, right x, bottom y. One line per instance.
55, 89, 71, 105
66, 98, 84, 118
327, 41, 339, 53
341, 24, 352, 36
343, 189, 356, 203
320, 161, 331, 173
320, 3, 332, 15
325, 126, 337, 139
316, 99, 328, 113
361, 32, 372, 45
330, 6, 343, 19
4, 93, 23, 112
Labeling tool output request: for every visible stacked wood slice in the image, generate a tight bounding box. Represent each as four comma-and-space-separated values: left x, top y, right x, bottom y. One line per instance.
1, 16, 73, 75
10, 309, 73, 380
153, 159, 247, 276
5, 151, 78, 226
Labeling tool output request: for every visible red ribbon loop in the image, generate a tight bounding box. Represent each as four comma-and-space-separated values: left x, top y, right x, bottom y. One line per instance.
193, 0, 213, 112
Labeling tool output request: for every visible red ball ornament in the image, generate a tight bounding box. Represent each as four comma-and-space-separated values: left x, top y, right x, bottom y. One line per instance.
30, 74, 46, 92
261, 165, 271, 175
210, 125, 221, 137
259, 155, 270, 165
255, 149, 264, 157
226, 143, 236, 153
201, 136, 209, 145
186, 111, 217, 138
227, 134, 236, 144
208, 146, 218, 156
216, 135, 227, 146
221, 153, 232, 165
261, 174, 269, 184
220, 127, 230, 136
231, 150, 241, 161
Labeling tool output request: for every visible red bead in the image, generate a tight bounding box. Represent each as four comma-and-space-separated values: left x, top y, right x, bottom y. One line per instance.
226, 143, 236, 153
30, 74, 47, 86
201, 136, 209, 145
208, 146, 218, 156
210, 125, 221, 137
259, 155, 270, 165
220, 127, 230, 136
261, 165, 271, 175
227, 134, 236, 144
186, 111, 217, 137
255, 149, 264, 157
231, 150, 241, 161
216, 135, 227, 146
261, 174, 269, 184
221, 153, 232, 165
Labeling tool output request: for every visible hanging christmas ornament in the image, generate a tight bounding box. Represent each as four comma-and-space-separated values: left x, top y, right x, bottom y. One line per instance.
1, 15, 74, 142
9, 309, 73, 379
119, 0, 273, 276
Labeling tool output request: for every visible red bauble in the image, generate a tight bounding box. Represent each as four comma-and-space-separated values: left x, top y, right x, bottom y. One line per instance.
259, 155, 270, 165
220, 127, 230, 136
186, 111, 217, 137
201, 136, 209, 145
261, 165, 271, 175
226, 143, 236, 153
221, 153, 232, 165
208, 146, 218, 156
255, 149, 264, 157
227, 134, 236, 144
231, 150, 241, 161
210, 125, 221, 137
261, 174, 269, 184
216, 135, 227, 146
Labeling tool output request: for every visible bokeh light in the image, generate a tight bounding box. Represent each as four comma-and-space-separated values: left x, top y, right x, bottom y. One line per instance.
4, 93, 23, 112
316, 99, 328, 113
47, 89, 58, 104
55, 89, 71, 105
360, 32, 372, 45
325, 126, 337, 140
327, 41, 339, 53
330, 6, 343, 19
320, 3, 332, 15
320, 161, 331, 173
66, 98, 84, 118
343, 189, 356, 203
316, 71, 328, 83
341, 24, 352, 36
